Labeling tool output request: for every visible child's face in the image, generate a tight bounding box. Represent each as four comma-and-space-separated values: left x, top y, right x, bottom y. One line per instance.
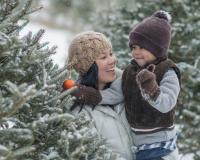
131, 45, 156, 67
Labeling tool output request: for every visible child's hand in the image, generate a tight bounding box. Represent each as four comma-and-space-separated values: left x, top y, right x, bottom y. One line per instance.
72, 84, 102, 106
136, 64, 160, 101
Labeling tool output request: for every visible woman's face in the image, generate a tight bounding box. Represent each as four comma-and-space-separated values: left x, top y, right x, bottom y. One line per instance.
95, 49, 117, 90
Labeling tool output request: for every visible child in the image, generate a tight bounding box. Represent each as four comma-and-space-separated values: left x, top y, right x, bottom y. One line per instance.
73, 11, 181, 160
101, 10, 181, 160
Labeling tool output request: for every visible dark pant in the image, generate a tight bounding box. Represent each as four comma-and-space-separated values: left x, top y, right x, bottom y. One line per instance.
136, 147, 172, 160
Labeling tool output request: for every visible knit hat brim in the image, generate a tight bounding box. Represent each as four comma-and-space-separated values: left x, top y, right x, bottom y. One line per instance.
129, 32, 168, 59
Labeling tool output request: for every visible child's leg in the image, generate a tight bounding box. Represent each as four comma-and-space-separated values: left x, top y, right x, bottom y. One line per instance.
136, 147, 171, 160
162, 148, 179, 160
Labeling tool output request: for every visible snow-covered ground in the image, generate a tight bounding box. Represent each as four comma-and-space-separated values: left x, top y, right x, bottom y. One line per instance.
20, 22, 74, 68
180, 153, 194, 160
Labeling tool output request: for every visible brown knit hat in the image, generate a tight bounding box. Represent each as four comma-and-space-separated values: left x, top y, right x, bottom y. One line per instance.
66, 31, 112, 76
129, 10, 172, 59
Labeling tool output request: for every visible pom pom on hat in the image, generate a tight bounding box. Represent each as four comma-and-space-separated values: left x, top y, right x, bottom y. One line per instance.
153, 10, 171, 22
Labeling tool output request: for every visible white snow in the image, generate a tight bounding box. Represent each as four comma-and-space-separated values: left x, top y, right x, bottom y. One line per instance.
180, 153, 194, 160
19, 22, 73, 68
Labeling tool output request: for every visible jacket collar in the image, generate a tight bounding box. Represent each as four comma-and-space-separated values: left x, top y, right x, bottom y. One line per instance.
130, 58, 167, 70
94, 104, 124, 118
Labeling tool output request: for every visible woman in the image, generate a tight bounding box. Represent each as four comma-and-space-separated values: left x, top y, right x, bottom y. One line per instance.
66, 31, 134, 160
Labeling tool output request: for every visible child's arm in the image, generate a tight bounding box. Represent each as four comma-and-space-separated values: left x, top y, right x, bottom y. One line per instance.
100, 68, 124, 105
136, 66, 180, 113
147, 69, 180, 113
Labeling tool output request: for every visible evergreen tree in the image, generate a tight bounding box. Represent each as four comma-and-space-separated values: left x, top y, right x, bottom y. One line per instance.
0, 0, 117, 159
93, 0, 200, 159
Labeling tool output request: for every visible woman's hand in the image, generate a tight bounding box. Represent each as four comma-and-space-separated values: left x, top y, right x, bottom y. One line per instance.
72, 84, 102, 106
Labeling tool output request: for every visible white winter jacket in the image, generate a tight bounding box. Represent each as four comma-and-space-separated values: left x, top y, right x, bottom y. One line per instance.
72, 103, 134, 160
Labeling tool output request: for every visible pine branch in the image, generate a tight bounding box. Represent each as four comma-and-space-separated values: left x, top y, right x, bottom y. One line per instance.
0, 81, 36, 118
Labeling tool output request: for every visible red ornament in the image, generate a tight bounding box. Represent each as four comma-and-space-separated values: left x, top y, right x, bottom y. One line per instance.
63, 79, 76, 90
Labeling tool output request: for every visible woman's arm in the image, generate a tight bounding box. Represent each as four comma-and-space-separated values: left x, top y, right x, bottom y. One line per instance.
100, 68, 124, 105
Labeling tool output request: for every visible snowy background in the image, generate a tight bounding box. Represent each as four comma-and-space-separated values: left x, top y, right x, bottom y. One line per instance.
20, 22, 73, 68
15, 0, 198, 159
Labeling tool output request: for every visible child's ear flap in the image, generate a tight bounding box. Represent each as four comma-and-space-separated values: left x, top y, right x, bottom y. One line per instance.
147, 64, 156, 72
